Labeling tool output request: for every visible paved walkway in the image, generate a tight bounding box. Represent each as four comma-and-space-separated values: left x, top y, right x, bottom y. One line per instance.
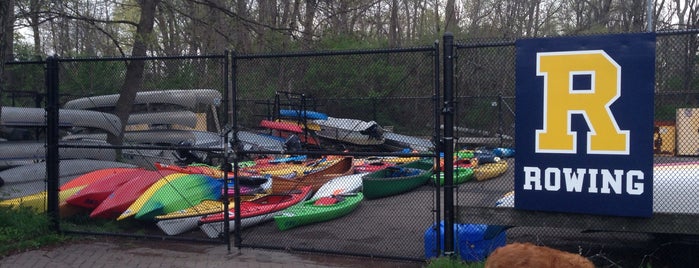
0, 238, 425, 268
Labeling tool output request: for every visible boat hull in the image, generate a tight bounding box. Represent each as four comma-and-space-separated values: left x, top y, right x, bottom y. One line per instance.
362, 159, 433, 199
274, 192, 363, 231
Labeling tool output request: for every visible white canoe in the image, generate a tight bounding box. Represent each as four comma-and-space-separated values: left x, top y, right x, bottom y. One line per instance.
1, 106, 121, 136
0, 159, 136, 185
0, 140, 117, 169
63, 89, 222, 111
199, 212, 277, 239
126, 111, 199, 129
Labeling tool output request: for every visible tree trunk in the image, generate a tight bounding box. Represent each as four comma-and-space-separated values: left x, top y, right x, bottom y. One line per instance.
0, 0, 14, 112
107, 0, 160, 146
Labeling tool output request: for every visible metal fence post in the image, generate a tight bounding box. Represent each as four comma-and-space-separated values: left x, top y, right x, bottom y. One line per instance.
45, 55, 60, 231
442, 32, 456, 256
433, 39, 442, 258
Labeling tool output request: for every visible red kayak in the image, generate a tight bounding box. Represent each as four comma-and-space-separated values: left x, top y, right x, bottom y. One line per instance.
89, 170, 177, 219
60, 167, 136, 191
355, 161, 396, 173
198, 185, 312, 238
259, 119, 303, 133
66, 168, 149, 209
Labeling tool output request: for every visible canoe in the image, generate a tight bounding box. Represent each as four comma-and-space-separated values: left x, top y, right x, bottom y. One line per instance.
432, 167, 475, 186
63, 89, 222, 111
473, 160, 509, 181
313, 117, 385, 146
133, 174, 223, 221
0, 160, 136, 185
0, 106, 122, 136
198, 185, 312, 239
62, 129, 226, 168
0, 140, 117, 169
65, 168, 155, 209
270, 157, 355, 193
279, 109, 328, 120
154, 194, 264, 236
89, 170, 176, 219
362, 159, 434, 199
126, 110, 199, 129
311, 173, 364, 200
274, 192, 364, 231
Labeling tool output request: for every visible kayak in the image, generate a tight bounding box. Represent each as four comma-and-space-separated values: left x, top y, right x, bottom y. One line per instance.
116, 173, 189, 220
274, 192, 364, 231
311, 173, 363, 200
473, 160, 508, 181
66, 168, 148, 209
133, 174, 223, 221
198, 186, 312, 239
432, 167, 475, 186
362, 159, 433, 199
155, 194, 264, 236
270, 157, 355, 193
89, 170, 175, 219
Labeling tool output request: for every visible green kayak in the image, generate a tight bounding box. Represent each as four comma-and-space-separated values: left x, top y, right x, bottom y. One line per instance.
362, 159, 434, 199
274, 192, 364, 231
432, 167, 474, 186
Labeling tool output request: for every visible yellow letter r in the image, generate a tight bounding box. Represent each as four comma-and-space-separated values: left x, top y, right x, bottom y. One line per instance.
535, 51, 629, 155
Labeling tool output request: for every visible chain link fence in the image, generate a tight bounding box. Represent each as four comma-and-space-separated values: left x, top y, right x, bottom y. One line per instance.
2, 29, 699, 263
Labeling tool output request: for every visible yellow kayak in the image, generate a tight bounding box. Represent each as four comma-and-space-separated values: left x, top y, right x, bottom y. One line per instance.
155, 194, 264, 221
0, 186, 84, 212
276, 119, 321, 131
154, 194, 266, 235
473, 160, 508, 181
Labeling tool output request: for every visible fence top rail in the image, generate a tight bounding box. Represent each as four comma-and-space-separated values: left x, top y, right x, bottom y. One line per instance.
234, 46, 436, 60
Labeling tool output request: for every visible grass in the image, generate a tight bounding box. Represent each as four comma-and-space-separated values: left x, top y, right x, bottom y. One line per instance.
0, 206, 71, 256
425, 256, 485, 268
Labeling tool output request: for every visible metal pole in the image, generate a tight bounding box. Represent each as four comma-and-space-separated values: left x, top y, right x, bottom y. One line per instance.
432, 39, 442, 257
221, 51, 232, 251
442, 32, 456, 256
45, 55, 60, 231
231, 51, 243, 250
646, 0, 653, 32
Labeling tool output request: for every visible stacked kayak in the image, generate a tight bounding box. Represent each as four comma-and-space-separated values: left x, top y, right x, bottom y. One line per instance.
117, 173, 222, 221
90, 170, 176, 219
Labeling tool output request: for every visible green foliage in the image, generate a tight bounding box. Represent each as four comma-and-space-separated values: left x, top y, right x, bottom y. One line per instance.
60, 61, 126, 97
426, 256, 485, 268
0, 206, 69, 256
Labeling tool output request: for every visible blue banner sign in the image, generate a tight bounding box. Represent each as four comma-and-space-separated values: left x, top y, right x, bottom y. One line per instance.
514, 33, 655, 217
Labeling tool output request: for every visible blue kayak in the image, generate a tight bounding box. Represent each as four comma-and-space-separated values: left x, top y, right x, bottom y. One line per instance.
279, 109, 328, 120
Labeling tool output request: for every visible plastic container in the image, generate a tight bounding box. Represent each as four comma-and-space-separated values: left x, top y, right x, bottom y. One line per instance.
424, 221, 507, 262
